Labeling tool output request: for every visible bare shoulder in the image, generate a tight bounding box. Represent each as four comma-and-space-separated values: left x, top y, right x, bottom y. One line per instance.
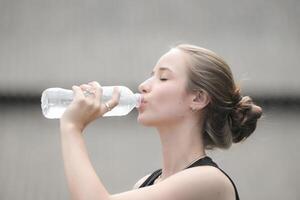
166, 166, 236, 200
132, 173, 151, 190
112, 166, 236, 200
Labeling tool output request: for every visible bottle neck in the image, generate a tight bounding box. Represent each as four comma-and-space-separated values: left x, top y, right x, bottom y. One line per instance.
134, 93, 142, 108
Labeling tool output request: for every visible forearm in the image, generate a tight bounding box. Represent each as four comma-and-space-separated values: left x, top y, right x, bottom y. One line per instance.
60, 123, 110, 200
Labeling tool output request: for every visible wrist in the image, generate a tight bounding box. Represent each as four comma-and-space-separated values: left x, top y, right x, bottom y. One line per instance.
60, 120, 84, 133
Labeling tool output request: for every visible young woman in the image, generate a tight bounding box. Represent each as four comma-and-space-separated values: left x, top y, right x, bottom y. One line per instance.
60, 44, 262, 200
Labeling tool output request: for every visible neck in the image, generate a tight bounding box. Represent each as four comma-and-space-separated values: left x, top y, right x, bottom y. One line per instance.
156, 118, 206, 180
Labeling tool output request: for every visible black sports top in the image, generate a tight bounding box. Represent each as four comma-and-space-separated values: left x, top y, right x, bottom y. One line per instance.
139, 156, 240, 200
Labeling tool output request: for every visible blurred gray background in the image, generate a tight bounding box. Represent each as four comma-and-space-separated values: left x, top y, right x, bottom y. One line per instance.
0, 0, 299, 199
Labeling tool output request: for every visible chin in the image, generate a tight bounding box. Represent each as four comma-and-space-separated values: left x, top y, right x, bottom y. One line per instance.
137, 115, 154, 127
137, 112, 161, 127
137, 112, 171, 127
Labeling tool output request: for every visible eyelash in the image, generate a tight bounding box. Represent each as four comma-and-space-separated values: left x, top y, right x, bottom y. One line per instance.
149, 74, 168, 81
159, 78, 168, 81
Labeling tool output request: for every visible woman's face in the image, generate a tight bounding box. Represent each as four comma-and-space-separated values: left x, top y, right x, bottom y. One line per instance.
137, 48, 194, 127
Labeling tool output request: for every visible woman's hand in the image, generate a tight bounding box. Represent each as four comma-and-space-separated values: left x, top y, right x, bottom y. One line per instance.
60, 81, 120, 132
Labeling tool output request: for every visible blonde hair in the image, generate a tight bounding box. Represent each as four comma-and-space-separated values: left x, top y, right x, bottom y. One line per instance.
176, 44, 262, 149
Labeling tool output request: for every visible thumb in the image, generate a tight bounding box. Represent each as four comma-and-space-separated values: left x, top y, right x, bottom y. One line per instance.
112, 87, 121, 105
72, 85, 84, 99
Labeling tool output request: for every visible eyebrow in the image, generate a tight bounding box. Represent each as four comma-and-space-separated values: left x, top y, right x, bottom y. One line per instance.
151, 67, 173, 76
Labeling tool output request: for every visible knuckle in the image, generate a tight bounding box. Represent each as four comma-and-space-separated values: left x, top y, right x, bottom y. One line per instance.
92, 81, 100, 86
89, 81, 100, 87
81, 84, 89, 88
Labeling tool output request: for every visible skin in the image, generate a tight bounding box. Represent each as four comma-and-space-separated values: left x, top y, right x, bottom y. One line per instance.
60, 48, 236, 200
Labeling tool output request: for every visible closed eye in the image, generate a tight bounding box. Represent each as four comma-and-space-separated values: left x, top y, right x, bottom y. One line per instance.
160, 78, 168, 81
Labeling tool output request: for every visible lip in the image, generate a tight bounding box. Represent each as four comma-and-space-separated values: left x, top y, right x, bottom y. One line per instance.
140, 95, 148, 104
140, 101, 147, 107
138, 98, 147, 111
141, 99, 147, 104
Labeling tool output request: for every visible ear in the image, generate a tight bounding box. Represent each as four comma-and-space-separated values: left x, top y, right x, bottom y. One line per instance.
190, 90, 210, 111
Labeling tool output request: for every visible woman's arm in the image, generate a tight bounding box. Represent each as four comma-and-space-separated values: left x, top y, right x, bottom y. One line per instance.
59, 81, 120, 200
59, 81, 233, 200
112, 166, 235, 200
61, 126, 231, 200
60, 123, 110, 200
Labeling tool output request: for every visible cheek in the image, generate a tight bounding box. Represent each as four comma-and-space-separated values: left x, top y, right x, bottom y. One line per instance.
155, 88, 188, 114
159, 99, 188, 118
137, 91, 189, 126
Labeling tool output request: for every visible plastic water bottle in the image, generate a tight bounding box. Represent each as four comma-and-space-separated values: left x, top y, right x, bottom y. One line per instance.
41, 86, 141, 119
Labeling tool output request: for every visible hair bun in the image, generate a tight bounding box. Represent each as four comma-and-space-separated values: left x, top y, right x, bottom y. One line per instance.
230, 96, 263, 143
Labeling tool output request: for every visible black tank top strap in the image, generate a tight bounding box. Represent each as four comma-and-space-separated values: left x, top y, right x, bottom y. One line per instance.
139, 169, 162, 188
139, 156, 240, 200
215, 167, 240, 200
186, 156, 240, 200
187, 156, 219, 168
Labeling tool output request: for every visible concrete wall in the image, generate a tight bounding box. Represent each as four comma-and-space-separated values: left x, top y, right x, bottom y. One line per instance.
1, 106, 299, 200
0, 1, 299, 200
0, 0, 299, 96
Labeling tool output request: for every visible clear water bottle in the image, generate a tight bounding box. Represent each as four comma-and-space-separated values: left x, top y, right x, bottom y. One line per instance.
41, 86, 141, 119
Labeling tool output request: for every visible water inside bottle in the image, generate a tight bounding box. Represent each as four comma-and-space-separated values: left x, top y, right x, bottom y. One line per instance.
41, 87, 141, 119
41, 89, 73, 119
45, 106, 67, 119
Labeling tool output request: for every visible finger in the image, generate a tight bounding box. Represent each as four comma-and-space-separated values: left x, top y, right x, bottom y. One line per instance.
99, 87, 120, 114
111, 86, 121, 106
101, 102, 112, 113
102, 87, 121, 112
72, 85, 84, 99
88, 81, 102, 102
88, 81, 100, 87
80, 84, 91, 91
80, 83, 96, 98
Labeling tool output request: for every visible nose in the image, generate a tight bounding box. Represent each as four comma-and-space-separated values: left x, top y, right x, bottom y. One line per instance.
138, 78, 151, 94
